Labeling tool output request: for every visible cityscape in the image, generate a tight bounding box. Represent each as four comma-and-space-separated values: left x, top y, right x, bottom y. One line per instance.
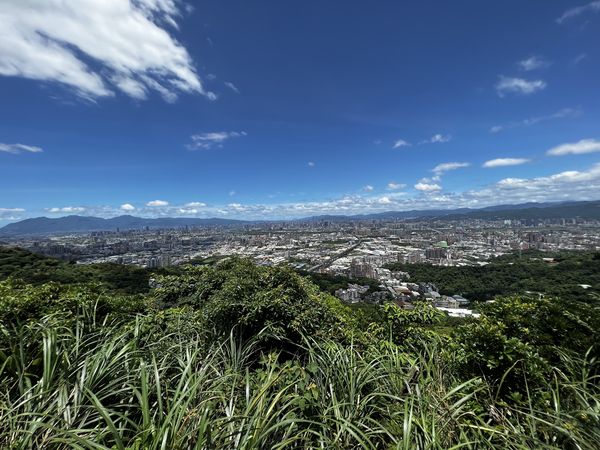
4, 212, 599, 314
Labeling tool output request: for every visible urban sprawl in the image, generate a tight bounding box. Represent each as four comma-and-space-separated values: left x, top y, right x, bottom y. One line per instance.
6, 217, 599, 318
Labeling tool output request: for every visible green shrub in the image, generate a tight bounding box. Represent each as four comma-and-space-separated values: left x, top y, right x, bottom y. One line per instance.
152, 258, 353, 348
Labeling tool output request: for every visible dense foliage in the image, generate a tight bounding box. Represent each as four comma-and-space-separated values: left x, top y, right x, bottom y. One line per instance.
0, 247, 170, 294
0, 248, 599, 449
151, 258, 352, 347
297, 270, 382, 295
386, 250, 600, 301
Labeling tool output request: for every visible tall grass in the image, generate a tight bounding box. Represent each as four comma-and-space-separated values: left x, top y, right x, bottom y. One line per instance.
0, 311, 598, 449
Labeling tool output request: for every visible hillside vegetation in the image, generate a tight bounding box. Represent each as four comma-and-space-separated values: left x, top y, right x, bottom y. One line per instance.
0, 246, 160, 293
0, 248, 599, 449
386, 250, 600, 301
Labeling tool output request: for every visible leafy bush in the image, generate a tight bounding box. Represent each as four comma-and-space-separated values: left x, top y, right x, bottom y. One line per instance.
452, 295, 600, 398
0, 279, 148, 326
152, 258, 353, 347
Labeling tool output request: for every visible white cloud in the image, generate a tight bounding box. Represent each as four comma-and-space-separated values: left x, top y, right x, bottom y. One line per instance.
547, 139, 600, 156
363, 185, 374, 192
495, 76, 546, 97
0, 0, 214, 101
0, 207, 26, 221
393, 139, 411, 148
414, 182, 442, 192
0, 143, 43, 154
185, 202, 207, 207
422, 134, 451, 144
387, 182, 406, 190
497, 164, 600, 189
378, 196, 392, 204
120, 203, 136, 211
557, 1, 600, 24
187, 131, 246, 150
224, 81, 240, 93
47, 206, 86, 213
432, 162, 470, 174
483, 158, 530, 168
490, 107, 582, 133
229, 190, 236, 196
0, 207, 25, 213
308, 161, 315, 167
518, 56, 551, 71
146, 200, 169, 207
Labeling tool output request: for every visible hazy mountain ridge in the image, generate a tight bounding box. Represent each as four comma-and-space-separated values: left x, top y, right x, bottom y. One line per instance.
1, 201, 598, 236
0, 215, 248, 236
302, 200, 599, 222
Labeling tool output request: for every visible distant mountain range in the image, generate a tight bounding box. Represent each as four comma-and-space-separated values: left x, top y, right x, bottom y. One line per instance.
305, 201, 600, 222
0, 215, 248, 237
1, 200, 599, 236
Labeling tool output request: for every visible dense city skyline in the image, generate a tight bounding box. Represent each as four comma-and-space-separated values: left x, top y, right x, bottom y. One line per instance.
1, 0, 600, 223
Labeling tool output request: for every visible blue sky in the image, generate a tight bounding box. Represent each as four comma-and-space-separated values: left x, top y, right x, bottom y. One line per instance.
1, 0, 600, 222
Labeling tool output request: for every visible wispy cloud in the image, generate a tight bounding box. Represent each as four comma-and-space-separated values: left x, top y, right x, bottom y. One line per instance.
557, 1, 600, 24
496, 76, 546, 97
418, 134, 452, 145
393, 139, 411, 148
572, 53, 587, 66
307, 161, 315, 167
414, 182, 442, 192
0, 143, 43, 154
47, 206, 86, 213
432, 162, 470, 175
363, 185, 374, 192
387, 182, 406, 190
483, 158, 530, 168
490, 107, 582, 133
224, 81, 240, 93
146, 200, 169, 207
497, 164, 600, 189
187, 131, 247, 150
0, 0, 214, 101
518, 56, 551, 71
547, 139, 600, 156
0, 208, 25, 213
0, 207, 26, 221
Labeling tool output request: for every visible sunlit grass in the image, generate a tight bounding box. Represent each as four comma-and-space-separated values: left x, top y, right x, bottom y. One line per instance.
1, 309, 598, 450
